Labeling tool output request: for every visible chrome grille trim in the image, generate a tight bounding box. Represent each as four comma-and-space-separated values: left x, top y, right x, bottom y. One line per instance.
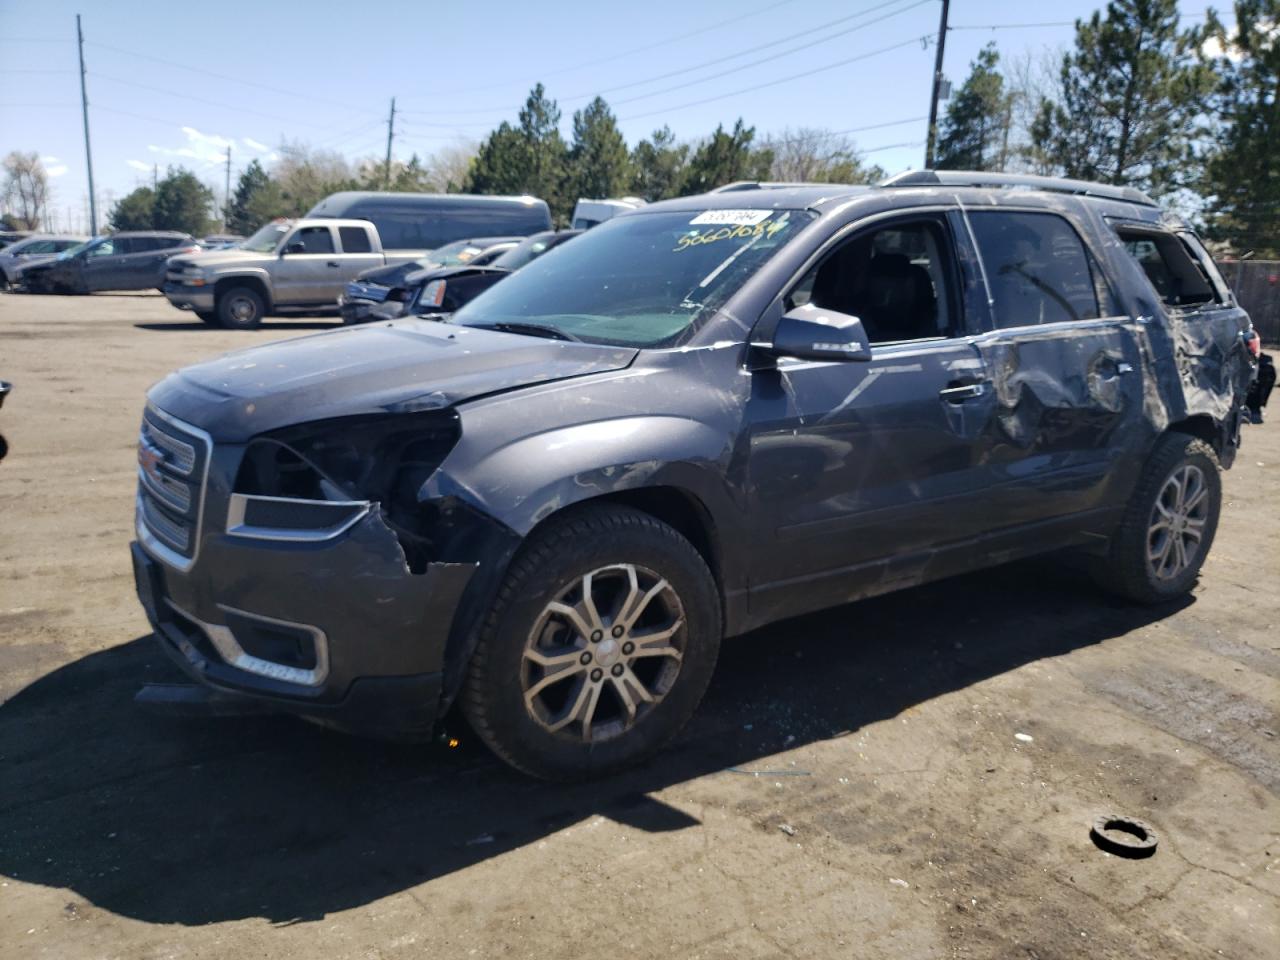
141, 419, 196, 475
138, 464, 191, 513
135, 406, 212, 572
165, 599, 330, 688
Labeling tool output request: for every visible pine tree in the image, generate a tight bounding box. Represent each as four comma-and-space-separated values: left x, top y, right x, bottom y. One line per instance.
152, 167, 214, 235
108, 187, 156, 231
1199, 0, 1280, 256
936, 44, 1012, 171
568, 97, 631, 200
225, 160, 275, 235
1035, 0, 1212, 196
466, 85, 571, 219
681, 120, 772, 195
629, 127, 688, 200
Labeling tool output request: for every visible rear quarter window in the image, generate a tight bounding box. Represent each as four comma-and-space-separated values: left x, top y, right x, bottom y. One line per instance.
338, 226, 373, 254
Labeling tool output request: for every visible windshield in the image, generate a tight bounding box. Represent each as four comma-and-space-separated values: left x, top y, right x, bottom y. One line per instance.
491, 233, 563, 271
425, 240, 487, 267
241, 223, 290, 253
451, 209, 814, 346
59, 237, 103, 259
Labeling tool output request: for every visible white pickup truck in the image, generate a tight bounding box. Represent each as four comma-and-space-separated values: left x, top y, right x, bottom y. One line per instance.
163, 219, 422, 328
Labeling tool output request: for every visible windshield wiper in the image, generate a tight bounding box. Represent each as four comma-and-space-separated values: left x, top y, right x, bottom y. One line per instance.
467, 322, 580, 342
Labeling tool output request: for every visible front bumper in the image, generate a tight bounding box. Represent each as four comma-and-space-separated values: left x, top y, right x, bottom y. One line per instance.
163, 282, 215, 312
132, 512, 477, 736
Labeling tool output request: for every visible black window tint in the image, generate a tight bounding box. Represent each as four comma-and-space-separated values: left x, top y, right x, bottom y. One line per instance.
1115, 227, 1216, 308
789, 218, 955, 343
292, 227, 334, 254
338, 226, 372, 253
969, 211, 1100, 327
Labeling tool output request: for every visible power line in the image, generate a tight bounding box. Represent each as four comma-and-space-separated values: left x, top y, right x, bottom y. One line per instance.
949, 21, 1075, 31
402, 0, 804, 101
90, 71, 333, 128
619, 33, 930, 122
766, 116, 928, 146
608, 0, 933, 109
84, 40, 380, 117
570, 0, 926, 101
398, 0, 932, 118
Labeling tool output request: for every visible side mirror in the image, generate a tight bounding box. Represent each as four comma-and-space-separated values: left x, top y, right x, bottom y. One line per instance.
283, 241, 306, 255
769, 304, 872, 362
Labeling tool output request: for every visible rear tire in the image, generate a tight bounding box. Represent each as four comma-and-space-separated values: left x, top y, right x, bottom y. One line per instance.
462, 505, 721, 781
216, 286, 265, 329
1092, 433, 1222, 604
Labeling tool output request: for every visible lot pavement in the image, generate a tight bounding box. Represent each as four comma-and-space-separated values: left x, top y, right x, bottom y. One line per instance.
1, 291, 1277, 960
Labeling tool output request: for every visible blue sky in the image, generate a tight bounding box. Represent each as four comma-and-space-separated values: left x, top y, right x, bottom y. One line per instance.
1, 0, 1223, 232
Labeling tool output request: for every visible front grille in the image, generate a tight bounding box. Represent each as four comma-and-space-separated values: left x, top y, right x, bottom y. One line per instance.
136, 408, 210, 565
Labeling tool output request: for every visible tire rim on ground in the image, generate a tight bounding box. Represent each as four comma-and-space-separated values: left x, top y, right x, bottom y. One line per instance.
1146, 463, 1209, 581
521, 563, 685, 743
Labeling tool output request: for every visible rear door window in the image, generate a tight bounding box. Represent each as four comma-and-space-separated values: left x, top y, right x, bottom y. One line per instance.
967, 211, 1102, 327
338, 226, 373, 253
1113, 225, 1217, 309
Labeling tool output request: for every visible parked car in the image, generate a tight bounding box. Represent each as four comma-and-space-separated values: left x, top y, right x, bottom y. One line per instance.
401, 229, 583, 319
0, 234, 87, 290
305, 192, 552, 251
570, 197, 645, 230
164, 219, 422, 328
0, 230, 32, 250
22, 233, 199, 294
199, 234, 244, 250
339, 236, 525, 325
131, 171, 1256, 780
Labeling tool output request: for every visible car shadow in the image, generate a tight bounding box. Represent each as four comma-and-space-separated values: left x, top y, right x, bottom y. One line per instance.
0, 559, 1191, 926
133, 320, 342, 332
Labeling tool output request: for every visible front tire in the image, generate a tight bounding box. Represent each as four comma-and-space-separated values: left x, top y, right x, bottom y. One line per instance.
216, 286, 265, 329
1093, 433, 1222, 604
462, 505, 721, 780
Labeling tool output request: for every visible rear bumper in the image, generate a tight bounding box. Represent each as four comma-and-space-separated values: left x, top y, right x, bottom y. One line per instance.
163, 283, 215, 312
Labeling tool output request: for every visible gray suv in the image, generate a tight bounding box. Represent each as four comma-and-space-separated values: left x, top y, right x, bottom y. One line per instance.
131, 172, 1257, 780
22, 232, 198, 293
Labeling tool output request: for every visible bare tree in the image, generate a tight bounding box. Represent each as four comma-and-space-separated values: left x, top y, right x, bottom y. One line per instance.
2, 151, 49, 229
428, 141, 478, 193
760, 128, 884, 184
1003, 48, 1065, 174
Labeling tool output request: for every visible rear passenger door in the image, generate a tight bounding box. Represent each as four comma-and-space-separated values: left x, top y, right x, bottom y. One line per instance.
963, 208, 1149, 527
334, 225, 384, 288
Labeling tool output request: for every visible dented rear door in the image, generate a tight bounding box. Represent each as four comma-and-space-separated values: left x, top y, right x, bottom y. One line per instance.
961, 208, 1150, 529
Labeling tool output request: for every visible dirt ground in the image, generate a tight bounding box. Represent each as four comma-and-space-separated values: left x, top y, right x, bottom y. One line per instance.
1, 291, 1277, 960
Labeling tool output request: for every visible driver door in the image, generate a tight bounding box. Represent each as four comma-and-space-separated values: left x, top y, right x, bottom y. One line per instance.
274, 225, 341, 303
745, 212, 995, 615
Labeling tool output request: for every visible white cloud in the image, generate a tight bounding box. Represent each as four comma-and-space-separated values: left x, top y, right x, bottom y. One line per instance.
242, 137, 269, 152
41, 155, 60, 164
45, 164, 68, 178
126, 159, 151, 172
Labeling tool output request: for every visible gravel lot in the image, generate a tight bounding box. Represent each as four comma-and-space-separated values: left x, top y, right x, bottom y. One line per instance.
1, 291, 1277, 960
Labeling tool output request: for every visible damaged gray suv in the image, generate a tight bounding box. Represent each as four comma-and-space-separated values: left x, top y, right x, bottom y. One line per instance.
132, 171, 1257, 779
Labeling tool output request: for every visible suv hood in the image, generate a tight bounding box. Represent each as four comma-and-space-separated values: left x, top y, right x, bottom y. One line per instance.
148, 318, 638, 441
353, 259, 427, 287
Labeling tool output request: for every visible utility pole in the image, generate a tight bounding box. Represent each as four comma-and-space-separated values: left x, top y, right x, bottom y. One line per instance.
384, 96, 396, 189
76, 14, 98, 235
224, 145, 232, 230
924, 0, 950, 170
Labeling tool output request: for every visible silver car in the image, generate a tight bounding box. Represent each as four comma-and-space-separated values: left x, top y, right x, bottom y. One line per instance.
0, 235, 87, 290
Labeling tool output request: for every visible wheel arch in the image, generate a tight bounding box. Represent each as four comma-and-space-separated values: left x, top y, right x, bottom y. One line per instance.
213, 274, 272, 310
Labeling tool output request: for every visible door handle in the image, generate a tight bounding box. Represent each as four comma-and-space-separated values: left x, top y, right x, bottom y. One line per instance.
326, 261, 340, 268
939, 382, 986, 403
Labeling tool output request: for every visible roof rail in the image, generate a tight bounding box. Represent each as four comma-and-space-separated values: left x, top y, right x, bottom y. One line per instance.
879, 170, 1158, 208
710, 180, 863, 193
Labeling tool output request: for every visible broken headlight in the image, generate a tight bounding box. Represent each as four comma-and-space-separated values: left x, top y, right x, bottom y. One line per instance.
230, 411, 461, 561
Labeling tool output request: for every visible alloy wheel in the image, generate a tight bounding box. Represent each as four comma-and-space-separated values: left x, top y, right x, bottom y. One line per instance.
1146, 464, 1209, 581
520, 563, 685, 743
